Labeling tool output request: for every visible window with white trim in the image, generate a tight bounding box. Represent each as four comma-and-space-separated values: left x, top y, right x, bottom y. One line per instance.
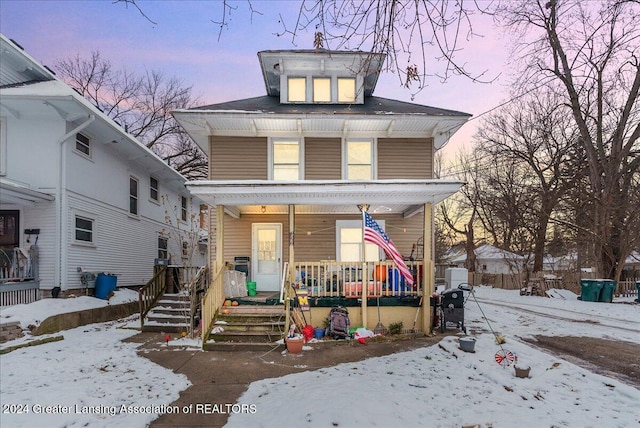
287, 77, 306, 102
345, 139, 373, 180
272, 139, 301, 180
313, 77, 331, 102
75, 215, 94, 243
0, 118, 6, 176
158, 236, 168, 259
336, 220, 382, 262
338, 77, 356, 103
129, 176, 139, 215
75, 133, 91, 157
149, 176, 159, 202
181, 196, 188, 221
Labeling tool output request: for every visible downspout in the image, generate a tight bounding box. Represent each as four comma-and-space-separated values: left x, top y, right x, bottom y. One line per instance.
55, 115, 95, 290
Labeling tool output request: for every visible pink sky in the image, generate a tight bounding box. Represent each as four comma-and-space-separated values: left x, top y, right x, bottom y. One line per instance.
1, 1, 510, 159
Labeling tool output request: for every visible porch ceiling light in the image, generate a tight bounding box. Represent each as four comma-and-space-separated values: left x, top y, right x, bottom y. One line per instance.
261, 205, 267, 213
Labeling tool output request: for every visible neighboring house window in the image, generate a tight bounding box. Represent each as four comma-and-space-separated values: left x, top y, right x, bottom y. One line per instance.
338, 77, 356, 103
313, 77, 331, 102
346, 139, 373, 180
75, 133, 91, 157
75, 216, 94, 243
336, 220, 382, 262
181, 196, 188, 222
129, 176, 139, 215
272, 139, 301, 180
149, 176, 159, 202
181, 241, 189, 259
158, 236, 168, 259
288, 77, 306, 102
0, 118, 6, 176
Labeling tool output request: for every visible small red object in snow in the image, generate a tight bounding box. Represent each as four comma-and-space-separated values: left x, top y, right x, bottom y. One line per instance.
165, 334, 171, 344
358, 337, 367, 345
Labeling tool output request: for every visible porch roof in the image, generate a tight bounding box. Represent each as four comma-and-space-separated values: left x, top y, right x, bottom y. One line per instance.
0, 178, 55, 206
186, 179, 464, 216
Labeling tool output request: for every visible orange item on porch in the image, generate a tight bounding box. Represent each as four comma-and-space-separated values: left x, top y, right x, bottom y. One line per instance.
373, 265, 387, 282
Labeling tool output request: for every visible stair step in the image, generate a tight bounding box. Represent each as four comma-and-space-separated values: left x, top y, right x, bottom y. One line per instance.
152, 307, 190, 316
203, 342, 285, 352
216, 321, 286, 332
210, 330, 283, 343
220, 306, 285, 316
141, 323, 190, 333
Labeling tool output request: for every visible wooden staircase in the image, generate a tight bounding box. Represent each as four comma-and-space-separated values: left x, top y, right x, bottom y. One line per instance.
203, 304, 286, 351
141, 293, 191, 334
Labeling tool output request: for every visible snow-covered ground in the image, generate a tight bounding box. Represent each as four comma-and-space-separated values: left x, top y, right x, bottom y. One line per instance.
1, 287, 639, 428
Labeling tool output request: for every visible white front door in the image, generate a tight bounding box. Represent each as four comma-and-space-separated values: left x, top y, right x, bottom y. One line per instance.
251, 223, 282, 292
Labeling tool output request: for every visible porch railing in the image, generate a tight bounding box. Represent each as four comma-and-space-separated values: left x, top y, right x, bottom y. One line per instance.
292, 260, 424, 298
186, 266, 208, 338
138, 265, 167, 330
200, 265, 226, 345
0, 248, 37, 283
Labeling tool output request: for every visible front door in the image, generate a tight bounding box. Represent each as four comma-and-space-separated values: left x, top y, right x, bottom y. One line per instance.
251, 223, 282, 292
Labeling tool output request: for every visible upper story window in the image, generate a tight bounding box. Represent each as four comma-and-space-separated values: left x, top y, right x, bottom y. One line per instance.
75, 133, 91, 157
287, 77, 306, 102
129, 176, 139, 216
181, 196, 188, 222
283, 75, 362, 104
338, 78, 356, 103
149, 176, 159, 202
272, 139, 301, 180
158, 235, 168, 259
345, 139, 373, 180
313, 77, 331, 102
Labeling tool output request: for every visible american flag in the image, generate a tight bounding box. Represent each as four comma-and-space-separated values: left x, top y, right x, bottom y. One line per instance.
363, 211, 414, 286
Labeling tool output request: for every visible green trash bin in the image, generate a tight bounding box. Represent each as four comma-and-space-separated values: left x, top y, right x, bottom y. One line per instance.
635, 281, 640, 302
599, 279, 616, 303
246, 281, 257, 296
580, 279, 603, 302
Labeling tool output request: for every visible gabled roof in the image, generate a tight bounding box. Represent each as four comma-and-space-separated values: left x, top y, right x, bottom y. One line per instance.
450, 244, 524, 263
0, 34, 192, 198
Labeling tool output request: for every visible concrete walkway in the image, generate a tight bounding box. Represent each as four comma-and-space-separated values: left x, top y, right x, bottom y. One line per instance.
125, 332, 444, 428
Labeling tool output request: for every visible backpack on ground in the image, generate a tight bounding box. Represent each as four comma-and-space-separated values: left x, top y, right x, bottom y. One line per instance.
327, 306, 350, 339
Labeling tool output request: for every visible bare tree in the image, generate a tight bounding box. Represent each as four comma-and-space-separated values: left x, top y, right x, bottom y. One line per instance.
474, 90, 579, 272
499, 0, 640, 280
55, 51, 207, 179
115, 0, 498, 93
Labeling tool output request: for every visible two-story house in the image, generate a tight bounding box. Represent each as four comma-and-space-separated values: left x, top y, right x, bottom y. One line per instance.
0, 34, 205, 305
173, 49, 470, 341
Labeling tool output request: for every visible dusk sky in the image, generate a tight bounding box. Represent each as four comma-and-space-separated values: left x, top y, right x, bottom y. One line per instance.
0, 0, 512, 159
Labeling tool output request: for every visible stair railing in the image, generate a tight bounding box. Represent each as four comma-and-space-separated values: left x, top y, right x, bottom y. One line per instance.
200, 264, 226, 346
185, 266, 208, 338
138, 265, 168, 330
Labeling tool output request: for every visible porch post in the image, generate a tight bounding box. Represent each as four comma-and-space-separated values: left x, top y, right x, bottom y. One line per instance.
285, 204, 295, 335
215, 205, 224, 273
422, 202, 433, 334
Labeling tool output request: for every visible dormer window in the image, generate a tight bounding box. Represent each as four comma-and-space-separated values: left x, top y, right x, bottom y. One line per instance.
338, 78, 356, 103
313, 77, 331, 102
283, 74, 362, 104
287, 77, 306, 102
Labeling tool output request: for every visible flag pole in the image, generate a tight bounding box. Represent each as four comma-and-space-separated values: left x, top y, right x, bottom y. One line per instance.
357, 204, 369, 329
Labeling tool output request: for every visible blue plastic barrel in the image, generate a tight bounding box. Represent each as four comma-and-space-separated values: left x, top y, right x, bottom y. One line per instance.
388, 268, 405, 292
95, 273, 117, 299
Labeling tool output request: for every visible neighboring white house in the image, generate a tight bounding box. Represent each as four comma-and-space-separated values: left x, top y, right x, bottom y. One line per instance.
0, 34, 205, 302
450, 244, 525, 275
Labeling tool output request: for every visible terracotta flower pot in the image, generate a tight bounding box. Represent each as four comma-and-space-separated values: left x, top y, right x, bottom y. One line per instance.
285, 337, 304, 354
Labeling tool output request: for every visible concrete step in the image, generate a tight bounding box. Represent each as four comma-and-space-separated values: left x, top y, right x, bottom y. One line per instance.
210, 330, 284, 343
216, 321, 286, 332
141, 322, 190, 333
